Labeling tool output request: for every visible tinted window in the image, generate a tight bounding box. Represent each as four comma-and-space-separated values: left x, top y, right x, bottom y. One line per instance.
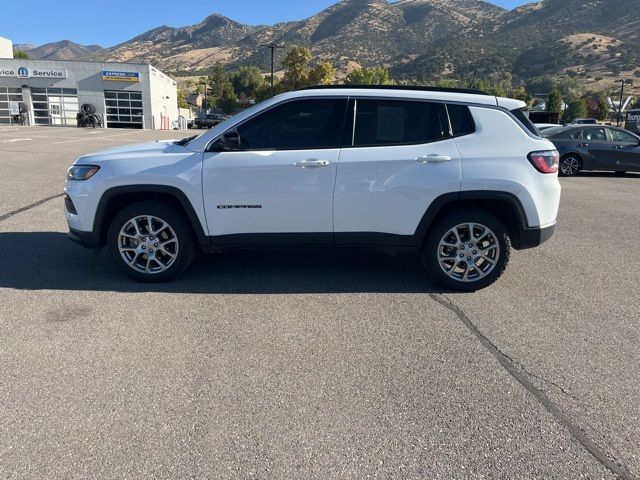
236, 99, 347, 150
570, 130, 583, 139
510, 108, 540, 136
609, 128, 638, 143
354, 100, 445, 146
583, 127, 606, 141
447, 104, 476, 136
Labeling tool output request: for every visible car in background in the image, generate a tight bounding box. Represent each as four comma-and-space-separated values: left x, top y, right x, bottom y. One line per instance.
194, 113, 228, 129
543, 125, 640, 176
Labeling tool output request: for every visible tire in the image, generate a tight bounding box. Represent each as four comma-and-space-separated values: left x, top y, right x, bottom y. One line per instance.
559, 154, 582, 176
615, 171, 626, 175
81, 103, 96, 115
107, 201, 195, 282
422, 209, 510, 292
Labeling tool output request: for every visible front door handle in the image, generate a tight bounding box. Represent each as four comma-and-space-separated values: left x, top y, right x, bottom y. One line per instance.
417, 155, 452, 164
615, 145, 624, 150
578, 143, 589, 148
294, 159, 330, 168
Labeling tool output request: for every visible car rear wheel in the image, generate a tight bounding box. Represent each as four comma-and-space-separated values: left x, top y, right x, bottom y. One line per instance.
107, 201, 195, 282
423, 210, 510, 291
559, 154, 581, 176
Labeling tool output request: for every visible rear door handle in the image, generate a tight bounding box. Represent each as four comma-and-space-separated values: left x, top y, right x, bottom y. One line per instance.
294, 159, 330, 168
578, 143, 589, 148
417, 155, 452, 164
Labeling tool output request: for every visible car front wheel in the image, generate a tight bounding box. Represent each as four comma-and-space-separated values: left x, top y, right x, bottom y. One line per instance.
423, 210, 510, 291
107, 201, 195, 282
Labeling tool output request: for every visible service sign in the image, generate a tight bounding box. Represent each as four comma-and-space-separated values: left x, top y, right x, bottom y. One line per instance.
102, 71, 140, 82
0, 66, 67, 79
9, 101, 20, 115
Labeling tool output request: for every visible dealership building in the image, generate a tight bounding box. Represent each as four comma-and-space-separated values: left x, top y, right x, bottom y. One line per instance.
0, 37, 179, 129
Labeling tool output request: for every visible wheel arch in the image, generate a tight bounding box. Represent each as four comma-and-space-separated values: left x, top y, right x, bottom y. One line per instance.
415, 191, 531, 250
94, 185, 210, 252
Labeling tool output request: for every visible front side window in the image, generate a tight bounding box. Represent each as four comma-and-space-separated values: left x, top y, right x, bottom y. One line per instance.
609, 128, 638, 144
236, 98, 348, 150
583, 127, 607, 141
353, 100, 445, 147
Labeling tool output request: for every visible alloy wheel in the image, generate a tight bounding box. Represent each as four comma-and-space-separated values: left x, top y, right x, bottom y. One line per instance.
560, 156, 580, 176
437, 223, 500, 282
117, 215, 179, 274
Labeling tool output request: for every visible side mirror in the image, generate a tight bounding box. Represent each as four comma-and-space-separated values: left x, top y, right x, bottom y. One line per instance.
211, 130, 241, 152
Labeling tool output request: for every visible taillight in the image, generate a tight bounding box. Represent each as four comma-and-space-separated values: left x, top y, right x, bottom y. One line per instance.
528, 150, 559, 174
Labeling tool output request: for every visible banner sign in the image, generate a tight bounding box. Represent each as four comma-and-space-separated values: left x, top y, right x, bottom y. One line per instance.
0, 66, 67, 79
102, 71, 140, 82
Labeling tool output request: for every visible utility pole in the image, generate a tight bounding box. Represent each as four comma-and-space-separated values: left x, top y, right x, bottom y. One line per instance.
261, 43, 285, 95
616, 79, 625, 127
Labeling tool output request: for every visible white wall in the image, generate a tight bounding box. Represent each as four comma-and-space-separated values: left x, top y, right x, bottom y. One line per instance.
0, 37, 13, 59
148, 66, 179, 129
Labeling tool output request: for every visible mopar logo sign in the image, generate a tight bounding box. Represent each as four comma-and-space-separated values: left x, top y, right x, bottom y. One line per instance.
0, 64, 67, 79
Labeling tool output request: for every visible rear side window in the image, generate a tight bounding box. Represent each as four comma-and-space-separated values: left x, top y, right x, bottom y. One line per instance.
510, 108, 540, 137
447, 104, 476, 136
353, 100, 445, 147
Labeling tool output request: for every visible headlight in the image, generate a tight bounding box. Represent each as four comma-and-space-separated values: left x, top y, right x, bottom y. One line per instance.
67, 165, 100, 181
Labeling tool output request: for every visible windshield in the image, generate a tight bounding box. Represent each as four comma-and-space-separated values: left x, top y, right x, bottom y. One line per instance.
541, 126, 566, 137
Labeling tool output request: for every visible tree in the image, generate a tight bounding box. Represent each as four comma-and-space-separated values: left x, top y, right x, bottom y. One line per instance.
177, 89, 189, 109
344, 66, 394, 85
509, 86, 532, 106
563, 99, 587, 122
232, 66, 266, 98
595, 94, 609, 121
307, 61, 335, 86
546, 88, 563, 114
13, 49, 28, 59
282, 46, 312, 90
207, 63, 238, 114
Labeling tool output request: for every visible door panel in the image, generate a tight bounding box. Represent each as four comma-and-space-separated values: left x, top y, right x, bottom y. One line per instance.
202, 149, 340, 237
581, 127, 615, 169
607, 128, 640, 171
334, 140, 461, 237
333, 98, 459, 238
202, 98, 348, 240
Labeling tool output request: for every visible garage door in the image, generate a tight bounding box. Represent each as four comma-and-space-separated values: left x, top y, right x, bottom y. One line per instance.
105, 91, 143, 129
0, 87, 23, 125
31, 87, 78, 126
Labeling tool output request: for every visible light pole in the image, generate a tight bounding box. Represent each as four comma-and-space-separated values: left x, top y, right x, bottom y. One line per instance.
616, 79, 625, 127
261, 43, 285, 95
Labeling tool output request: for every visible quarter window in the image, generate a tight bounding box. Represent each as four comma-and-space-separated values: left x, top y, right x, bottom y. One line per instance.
236, 99, 348, 150
447, 104, 476, 136
353, 100, 445, 147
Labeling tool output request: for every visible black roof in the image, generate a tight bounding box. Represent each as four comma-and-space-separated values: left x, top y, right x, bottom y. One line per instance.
298, 85, 490, 96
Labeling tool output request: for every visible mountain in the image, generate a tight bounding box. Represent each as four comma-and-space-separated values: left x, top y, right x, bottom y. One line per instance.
22, 0, 640, 91
15, 40, 103, 60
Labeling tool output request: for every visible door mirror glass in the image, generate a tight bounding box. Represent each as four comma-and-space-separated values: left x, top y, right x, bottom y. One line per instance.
212, 130, 241, 152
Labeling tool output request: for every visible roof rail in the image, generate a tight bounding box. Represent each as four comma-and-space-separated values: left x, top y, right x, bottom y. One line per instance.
297, 84, 491, 96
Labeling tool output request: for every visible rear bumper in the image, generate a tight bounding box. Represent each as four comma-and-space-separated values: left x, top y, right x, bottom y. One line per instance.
68, 228, 101, 250
514, 223, 556, 250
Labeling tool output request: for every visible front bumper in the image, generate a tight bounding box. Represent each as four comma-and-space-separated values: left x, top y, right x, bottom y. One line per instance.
68, 228, 101, 250
514, 223, 556, 250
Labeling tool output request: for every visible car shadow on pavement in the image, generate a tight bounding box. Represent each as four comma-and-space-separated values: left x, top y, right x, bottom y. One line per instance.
0, 232, 447, 294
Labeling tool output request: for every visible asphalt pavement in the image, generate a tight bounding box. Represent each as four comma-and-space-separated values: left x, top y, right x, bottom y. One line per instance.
0, 126, 638, 479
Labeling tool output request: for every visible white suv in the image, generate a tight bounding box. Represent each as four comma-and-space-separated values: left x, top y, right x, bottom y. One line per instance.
65, 86, 561, 291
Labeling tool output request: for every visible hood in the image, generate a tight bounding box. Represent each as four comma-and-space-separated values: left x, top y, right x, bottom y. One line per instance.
74, 140, 185, 165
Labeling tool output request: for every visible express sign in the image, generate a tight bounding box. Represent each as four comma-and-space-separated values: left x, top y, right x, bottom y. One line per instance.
0, 66, 67, 79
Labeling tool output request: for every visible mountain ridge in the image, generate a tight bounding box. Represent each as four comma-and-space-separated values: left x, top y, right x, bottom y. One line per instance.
11, 0, 640, 92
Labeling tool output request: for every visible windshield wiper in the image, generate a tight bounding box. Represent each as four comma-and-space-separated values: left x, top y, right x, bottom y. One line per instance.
174, 135, 198, 147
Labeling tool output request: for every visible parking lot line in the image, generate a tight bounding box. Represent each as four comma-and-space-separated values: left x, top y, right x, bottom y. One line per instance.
53, 131, 147, 144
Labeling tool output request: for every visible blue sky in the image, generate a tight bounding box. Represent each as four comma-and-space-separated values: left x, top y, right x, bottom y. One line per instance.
1, 0, 532, 47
